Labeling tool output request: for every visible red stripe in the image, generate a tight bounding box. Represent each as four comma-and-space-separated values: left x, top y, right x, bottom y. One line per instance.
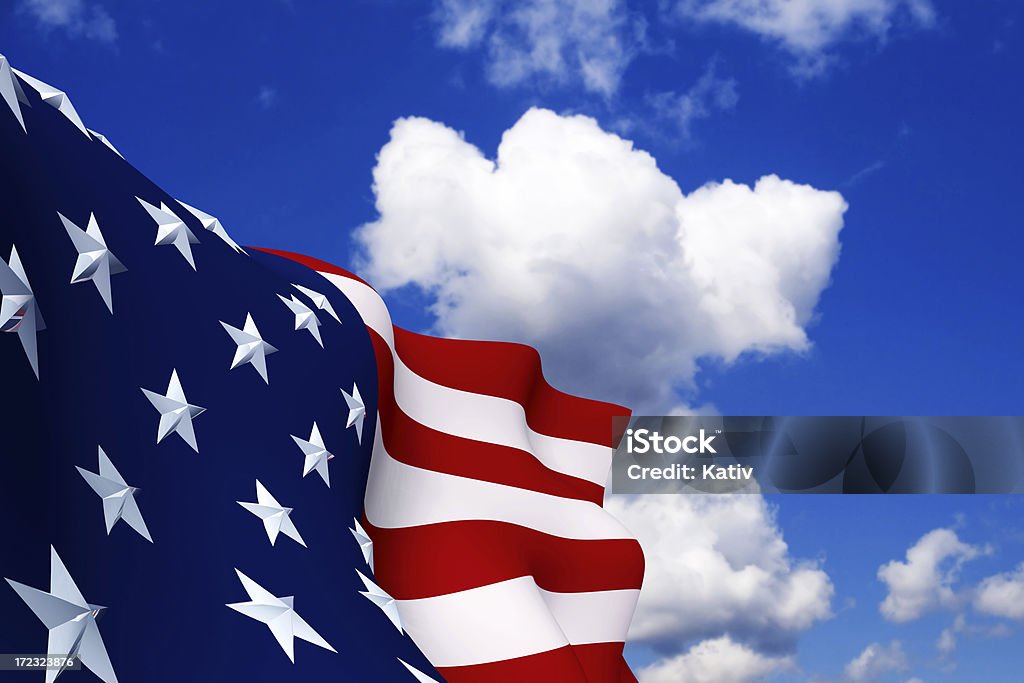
437, 644, 637, 683
250, 246, 374, 287
255, 247, 631, 447
392, 327, 629, 448
371, 332, 606, 505
364, 519, 644, 600
254, 247, 642, 683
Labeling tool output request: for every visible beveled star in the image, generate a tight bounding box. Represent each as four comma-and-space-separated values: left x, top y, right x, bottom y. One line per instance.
350, 518, 373, 570
220, 313, 277, 384
87, 129, 124, 159
398, 659, 441, 683
76, 446, 152, 542
59, 212, 126, 313
137, 197, 200, 269
292, 284, 340, 323
291, 422, 334, 487
141, 369, 206, 452
356, 569, 402, 633
278, 293, 323, 346
342, 383, 366, 444
177, 200, 245, 254
1, 245, 45, 378
13, 68, 89, 136
226, 569, 336, 663
5, 547, 119, 683
1, 53, 29, 133
237, 480, 306, 547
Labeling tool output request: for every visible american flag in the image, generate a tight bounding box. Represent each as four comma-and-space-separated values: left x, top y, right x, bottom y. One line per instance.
0, 54, 644, 683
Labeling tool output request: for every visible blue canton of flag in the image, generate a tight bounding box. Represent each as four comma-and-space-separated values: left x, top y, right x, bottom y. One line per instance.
0, 54, 441, 683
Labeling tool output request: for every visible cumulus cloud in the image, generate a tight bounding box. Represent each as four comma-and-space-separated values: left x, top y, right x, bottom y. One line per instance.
637, 635, 794, 683
973, 563, 1024, 620
674, 0, 936, 75
843, 641, 909, 682
605, 494, 833, 651
356, 108, 846, 412
433, 0, 642, 96
877, 528, 991, 623
20, 0, 117, 43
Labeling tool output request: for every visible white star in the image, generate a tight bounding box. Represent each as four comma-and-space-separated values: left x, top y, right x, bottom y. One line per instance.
76, 446, 152, 543
278, 294, 323, 346
220, 313, 277, 384
398, 659, 441, 683
292, 284, 340, 323
226, 569, 336, 663
5, 547, 119, 683
356, 569, 402, 633
342, 383, 366, 444
237, 480, 306, 548
12, 68, 89, 136
349, 518, 373, 570
1, 53, 28, 133
136, 197, 200, 269
177, 200, 245, 254
1, 245, 45, 379
58, 212, 126, 314
87, 129, 124, 159
291, 422, 334, 487
141, 369, 206, 452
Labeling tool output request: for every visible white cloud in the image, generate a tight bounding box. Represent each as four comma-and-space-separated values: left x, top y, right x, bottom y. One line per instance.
435, 0, 496, 47
356, 108, 846, 412
637, 635, 794, 683
877, 528, 991, 623
843, 641, 909, 682
674, 0, 936, 75
20, 0, 117, 43
935, 612, 1012, 671
433, 0, 641, 96
606, 495, 833, 650
648, 60, 738, 139
434, 0, 938, 93
255, 86, 278, 110
936, 618, 958, 657
974, 562, 1024, 620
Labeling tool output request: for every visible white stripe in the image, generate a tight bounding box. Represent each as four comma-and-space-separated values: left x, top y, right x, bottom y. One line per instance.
395, 576, 639, 668
319, 272, 613, 486
364, 428, 633, 541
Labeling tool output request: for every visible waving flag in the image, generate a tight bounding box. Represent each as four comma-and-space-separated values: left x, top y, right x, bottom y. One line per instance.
0, 55, 642, 683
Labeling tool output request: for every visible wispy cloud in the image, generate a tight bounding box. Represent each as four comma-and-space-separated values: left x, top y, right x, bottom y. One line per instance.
433, 0, 643, 97
936, 613, 1012, 670
844, 159, 886, 187
20, 0, 118, 44
672, 0, 938, 78
843, 640, 909, 682
255, 86, 278, 110
647, 60, 738, 141
433, 0, 940, 94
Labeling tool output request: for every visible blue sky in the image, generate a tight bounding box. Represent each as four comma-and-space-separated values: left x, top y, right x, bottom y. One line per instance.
3, 1, 1023, 681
